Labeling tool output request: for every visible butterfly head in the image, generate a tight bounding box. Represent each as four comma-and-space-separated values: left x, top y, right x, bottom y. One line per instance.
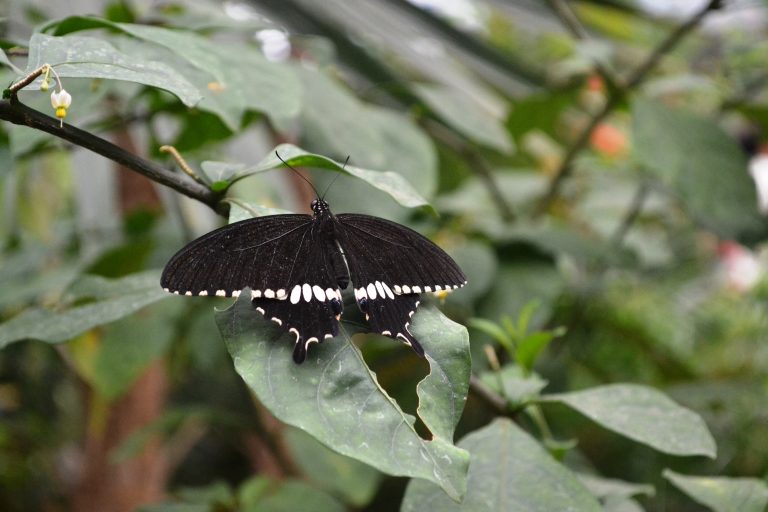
311, 198, 331, 217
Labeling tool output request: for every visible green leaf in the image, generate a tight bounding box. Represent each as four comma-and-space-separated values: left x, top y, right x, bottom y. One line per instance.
0, 48, 22, 74
225, 199, 292, 223
199, 161, 246, 187
24, 33, 201, 106
284, 427, 382, 507
216, 296, 470, 501
480, 364, 548, 408
515, 330, 561, 371
40, 16, 301, 128
89, 300, 181, 399
632, 98, 763, 238
295, 67, 437, 202
176, 482, 234, 508
479, 262, 564, 334
541, 384, 717, 458
467, 318, 509, 346
416, 84, 514, 154
111, 22, 300, 128
663, 470, 768, 512
445, 242, 498, 304
231, 143, 431, 211
0, 260, 80, 310
253, 480, 345, 512
140, 504, 209, 512
0, 270, 170, 349
577, 473, 655, 502
401, 418, 601, 512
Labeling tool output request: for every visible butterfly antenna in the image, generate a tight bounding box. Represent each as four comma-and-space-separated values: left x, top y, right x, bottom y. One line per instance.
320, 155, 348, 200
275, 151, 322, 198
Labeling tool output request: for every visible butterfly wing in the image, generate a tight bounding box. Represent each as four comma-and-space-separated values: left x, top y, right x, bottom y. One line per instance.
162, 215, 346, 363
335, 213, 466, 355
161, 214, 314, 298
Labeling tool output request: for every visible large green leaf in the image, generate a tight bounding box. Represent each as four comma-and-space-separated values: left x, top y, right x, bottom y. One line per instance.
541, 384, 717, 458
632, 98, 763, 238
284, 427, 382, 507
112, 22, 300, 128
229, 143, 431, 210
23, 33, 201, 106
0, 270, 170, 349
250, 480, 345, 512
0, 48, 22, 74
88, 300, 181, 399
479, 364, 548, 408
216, 297, 470, 501
401, 418, 601, 512
416, 84, 514, 154
40, 16, 301, 129
664, 470, 768, 512
295, 66, 436, 217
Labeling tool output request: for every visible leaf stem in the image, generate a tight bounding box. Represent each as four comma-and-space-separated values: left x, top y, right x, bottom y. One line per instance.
160, 145, 208, 185
525, 404, 555, 443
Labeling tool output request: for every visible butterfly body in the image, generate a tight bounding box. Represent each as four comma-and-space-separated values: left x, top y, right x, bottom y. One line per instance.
161, 199, 466, 363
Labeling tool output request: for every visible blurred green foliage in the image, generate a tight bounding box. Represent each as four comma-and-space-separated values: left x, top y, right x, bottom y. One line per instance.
1, 0, 768, 511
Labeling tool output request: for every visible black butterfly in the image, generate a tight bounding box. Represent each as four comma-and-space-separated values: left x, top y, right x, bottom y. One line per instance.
161, 198, 466, 364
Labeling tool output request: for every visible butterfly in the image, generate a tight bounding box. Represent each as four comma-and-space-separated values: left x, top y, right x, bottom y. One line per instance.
161, 189, 466, 364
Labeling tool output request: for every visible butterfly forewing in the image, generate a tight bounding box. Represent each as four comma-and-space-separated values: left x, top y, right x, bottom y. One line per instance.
336, 214, 467, 293
161, 214, 313, 298
162, 214, 346, 363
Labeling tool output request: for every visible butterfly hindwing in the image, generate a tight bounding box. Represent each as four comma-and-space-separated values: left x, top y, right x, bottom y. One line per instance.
253, 294, 340, 364
336, 213, 466, 353
359, 293, 424, 356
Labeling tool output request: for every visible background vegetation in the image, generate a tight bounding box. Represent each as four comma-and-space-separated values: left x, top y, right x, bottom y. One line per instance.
1, 0, 767, 510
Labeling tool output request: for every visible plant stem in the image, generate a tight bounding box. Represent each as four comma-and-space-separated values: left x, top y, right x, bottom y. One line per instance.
0, 98, 227, 216
469, 374, 508, 414
544, 0, 620, 92
611, 180, 649, 247
537, 0, 722, 213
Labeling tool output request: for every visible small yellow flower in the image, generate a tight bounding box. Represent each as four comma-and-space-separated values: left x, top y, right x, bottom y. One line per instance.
50, 89, 72, 125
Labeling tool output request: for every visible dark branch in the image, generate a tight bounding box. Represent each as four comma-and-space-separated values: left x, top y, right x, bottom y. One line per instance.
469, 374, 508, 414
0, 98, 228, 216
383, 0, 546, 89
537, 0, 722, 213
425, 121, 515, 222
611, 181, 649, 247
543, 0, 620, 92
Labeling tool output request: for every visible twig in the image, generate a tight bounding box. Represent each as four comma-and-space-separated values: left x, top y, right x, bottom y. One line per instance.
0, 97, 228, 216
7, 64, 49, 95
543, 0, 620, 91
383, 0, 545, 89
537, 0, 722, 213
611, 181, 649, 246
469, 374, 508, 414
425, 120, 516, 222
